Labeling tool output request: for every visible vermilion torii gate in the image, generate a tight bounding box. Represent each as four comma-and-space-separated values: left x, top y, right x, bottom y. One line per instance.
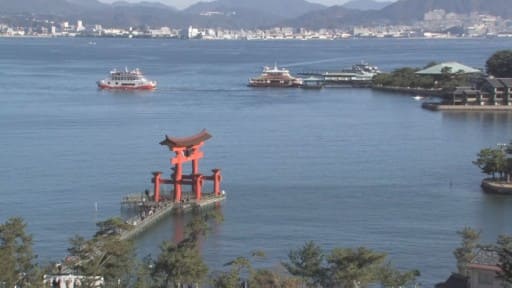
151, 129, 222, 203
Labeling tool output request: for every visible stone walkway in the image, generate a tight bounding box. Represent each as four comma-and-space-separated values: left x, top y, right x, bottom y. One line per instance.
481, 179, 512, 194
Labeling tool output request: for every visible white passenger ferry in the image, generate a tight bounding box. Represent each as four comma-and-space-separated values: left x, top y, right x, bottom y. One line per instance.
249, 64, 303, 88
97, 68, 156, 90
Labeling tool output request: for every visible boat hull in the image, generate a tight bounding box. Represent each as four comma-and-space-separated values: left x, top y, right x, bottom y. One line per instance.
300, 84, 323, 89
248, 82, 302, 88
97, 81, 156, 90
248, 65, 302, 88
97, 68, 157, 91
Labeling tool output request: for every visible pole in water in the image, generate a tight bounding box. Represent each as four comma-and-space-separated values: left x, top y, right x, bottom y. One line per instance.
94, 202, 99, 212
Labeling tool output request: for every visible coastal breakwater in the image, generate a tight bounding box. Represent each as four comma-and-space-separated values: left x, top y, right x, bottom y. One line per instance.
421, 102, 512, 111
481, 179, 512, 195
371, 86, 449, 97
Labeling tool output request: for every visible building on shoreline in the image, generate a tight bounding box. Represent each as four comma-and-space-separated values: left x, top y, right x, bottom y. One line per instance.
446, 78, 512, 106
1, 9, 512, 40
415, 62, 482, 76
436, 248, 505, 288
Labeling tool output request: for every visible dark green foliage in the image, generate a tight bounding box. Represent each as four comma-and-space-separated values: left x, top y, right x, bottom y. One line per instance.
505, 141, 512, 182
210, 271, 239, 288
151, 206, 223, 288
441, 66, 453, 75
283, 241, 418, 288
132, 255, 153, 288
95, 217, 133, 237
1, 215, 427, 288
250, 269, 282, 287
486, 50, 512, 78
498, 248, 512, 284
493, 234, 512, 285
453, 227, 480, 276
373, 67, 432, 88
67, 232, 135, 285
0, 217, 37, 288
186, 205, 211, 240
498, 235, 512, 250
474, 145, 510, 180
282, 240, 325, 287
211, 256, 251, 288
326, 247, 387, 288
379, 263, 420, 288
506, 142, 512, 155
211, 250, 269, 288
372, 64, 469, 90
152, 240, 208, 288
440, 70, 469, 91
186, 205, 224, 241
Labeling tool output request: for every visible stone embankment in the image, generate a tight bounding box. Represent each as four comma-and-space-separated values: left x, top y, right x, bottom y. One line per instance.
422, 102, 512, 111
481, 179, 512, 194
371, 86, 449, 97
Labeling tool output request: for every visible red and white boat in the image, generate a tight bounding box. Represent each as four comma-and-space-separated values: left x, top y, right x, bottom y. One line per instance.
97, 68, 156, 90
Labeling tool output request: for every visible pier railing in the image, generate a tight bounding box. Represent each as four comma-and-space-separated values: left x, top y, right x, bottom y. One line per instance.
119, 194, 225, 241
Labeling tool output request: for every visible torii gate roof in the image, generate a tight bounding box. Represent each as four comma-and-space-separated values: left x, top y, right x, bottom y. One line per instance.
160, 129, 212, 149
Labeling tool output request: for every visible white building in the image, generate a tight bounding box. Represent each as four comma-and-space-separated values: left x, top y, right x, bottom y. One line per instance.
76, 20, 84, 32
43, 274, 104, 288
188, 26, 200, 38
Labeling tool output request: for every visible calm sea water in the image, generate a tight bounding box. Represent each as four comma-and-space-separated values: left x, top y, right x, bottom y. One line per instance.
1, 38, 512, 286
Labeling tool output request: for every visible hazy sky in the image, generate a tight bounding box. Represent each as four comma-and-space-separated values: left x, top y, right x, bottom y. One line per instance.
100, 0, 393, 10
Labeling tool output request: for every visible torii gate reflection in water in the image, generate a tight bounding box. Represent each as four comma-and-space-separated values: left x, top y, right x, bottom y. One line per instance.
151, 129, 222, 203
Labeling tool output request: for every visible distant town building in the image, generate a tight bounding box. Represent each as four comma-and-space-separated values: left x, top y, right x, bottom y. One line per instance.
0, 9, 511, 39
188, 26, 200, 39
76, 20, 84, 32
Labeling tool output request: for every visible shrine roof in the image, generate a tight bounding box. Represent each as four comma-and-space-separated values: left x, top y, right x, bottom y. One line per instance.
160, 129, 212, 148
416, 62, 481, 75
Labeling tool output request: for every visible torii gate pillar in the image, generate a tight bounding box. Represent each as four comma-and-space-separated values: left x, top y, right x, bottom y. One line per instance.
151, 129, 222, 203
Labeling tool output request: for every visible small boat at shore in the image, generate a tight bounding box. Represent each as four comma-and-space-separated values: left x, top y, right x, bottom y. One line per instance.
248, 64, 302, 88
412, 95, 425, 100
97, 68, 156, 90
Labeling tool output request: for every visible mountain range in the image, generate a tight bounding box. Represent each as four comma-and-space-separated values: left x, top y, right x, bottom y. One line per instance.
371, 0, 512, 23
184, 0, 325, 20
342, 0, 392, 11
0, 0, 511, 29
